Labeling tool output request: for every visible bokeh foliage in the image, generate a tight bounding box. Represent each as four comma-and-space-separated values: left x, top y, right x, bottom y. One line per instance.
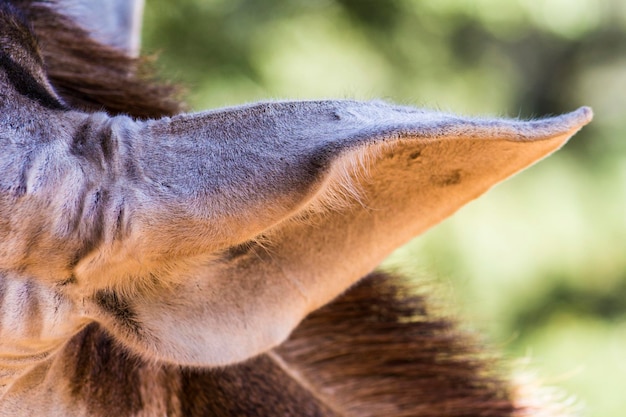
142, 1, 626, 415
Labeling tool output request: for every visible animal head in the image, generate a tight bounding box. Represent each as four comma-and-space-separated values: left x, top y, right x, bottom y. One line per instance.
0, 0, 591, 407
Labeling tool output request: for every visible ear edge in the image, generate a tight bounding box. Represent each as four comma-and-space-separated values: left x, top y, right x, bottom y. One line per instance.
72, 104, 593, 367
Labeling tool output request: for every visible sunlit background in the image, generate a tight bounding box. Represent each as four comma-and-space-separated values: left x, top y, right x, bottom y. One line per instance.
142, 1, 626, 415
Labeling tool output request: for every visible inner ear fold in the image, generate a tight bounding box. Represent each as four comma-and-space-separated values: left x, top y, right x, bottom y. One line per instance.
79, 101, 591, 367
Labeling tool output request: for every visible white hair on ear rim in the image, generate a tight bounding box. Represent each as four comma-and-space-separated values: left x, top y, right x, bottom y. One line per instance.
294, 142, 389, 220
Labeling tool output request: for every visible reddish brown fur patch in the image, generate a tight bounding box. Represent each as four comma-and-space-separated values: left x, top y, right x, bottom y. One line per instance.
63, 323, 145, 417
178, 356, 341, 416
276, 272, 519, 417
61, 324, 341, 417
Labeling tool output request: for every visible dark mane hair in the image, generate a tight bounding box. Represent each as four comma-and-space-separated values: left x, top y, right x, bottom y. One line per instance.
275, 272, 521, 417
21, 0, 183, 118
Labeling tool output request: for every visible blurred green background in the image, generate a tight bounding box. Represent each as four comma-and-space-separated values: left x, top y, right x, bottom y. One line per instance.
142, 1, 626, 415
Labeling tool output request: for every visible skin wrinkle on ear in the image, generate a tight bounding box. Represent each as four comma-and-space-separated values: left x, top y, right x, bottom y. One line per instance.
277, 258, 310, 307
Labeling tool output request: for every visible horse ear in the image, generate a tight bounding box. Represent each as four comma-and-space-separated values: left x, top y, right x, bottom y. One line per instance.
76, 101, 592, 367
54, 0, 144, 55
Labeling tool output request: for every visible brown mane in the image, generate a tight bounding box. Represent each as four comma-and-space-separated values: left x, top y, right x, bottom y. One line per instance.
21, 0, 183, 118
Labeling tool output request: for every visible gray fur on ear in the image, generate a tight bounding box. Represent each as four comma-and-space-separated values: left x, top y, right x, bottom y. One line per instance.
54, 101, 589, 366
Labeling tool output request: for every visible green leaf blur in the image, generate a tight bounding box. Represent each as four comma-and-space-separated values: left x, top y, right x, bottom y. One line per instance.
143, 1, 626, 415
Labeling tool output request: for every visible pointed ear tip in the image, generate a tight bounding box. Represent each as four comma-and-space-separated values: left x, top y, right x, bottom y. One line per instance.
541, 106, 592, 140
570, 106, 594, 127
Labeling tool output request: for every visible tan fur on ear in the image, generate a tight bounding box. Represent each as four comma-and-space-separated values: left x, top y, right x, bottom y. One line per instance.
284, 109, 592, 315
